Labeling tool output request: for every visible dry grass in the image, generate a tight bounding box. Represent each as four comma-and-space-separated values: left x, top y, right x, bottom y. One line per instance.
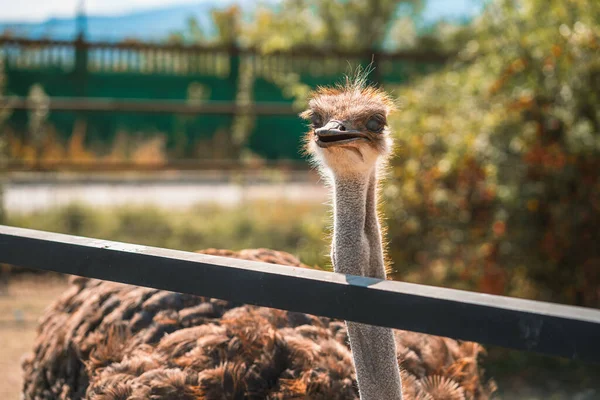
0, 274, 69, 399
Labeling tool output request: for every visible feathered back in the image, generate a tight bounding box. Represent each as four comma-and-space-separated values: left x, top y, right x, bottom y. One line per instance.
22, 249, 495, 399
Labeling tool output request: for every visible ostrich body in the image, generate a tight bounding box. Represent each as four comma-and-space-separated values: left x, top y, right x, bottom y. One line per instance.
22, 80, 495, 399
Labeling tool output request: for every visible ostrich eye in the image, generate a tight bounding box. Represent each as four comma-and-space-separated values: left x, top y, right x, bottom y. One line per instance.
311, 113, 323, 128
366, 117, 385, 133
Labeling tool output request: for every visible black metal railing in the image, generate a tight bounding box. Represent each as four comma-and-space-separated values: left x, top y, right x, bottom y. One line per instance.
0, 225, 599, 363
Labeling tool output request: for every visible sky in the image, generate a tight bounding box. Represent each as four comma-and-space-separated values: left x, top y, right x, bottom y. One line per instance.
0, 0, 482, 23
0, 0, 205, 22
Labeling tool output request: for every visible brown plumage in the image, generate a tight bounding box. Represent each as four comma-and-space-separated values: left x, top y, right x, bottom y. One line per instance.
22, 248, 495, 400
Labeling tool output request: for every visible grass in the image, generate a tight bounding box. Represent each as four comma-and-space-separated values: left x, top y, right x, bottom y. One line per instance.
6, 201, 331, 269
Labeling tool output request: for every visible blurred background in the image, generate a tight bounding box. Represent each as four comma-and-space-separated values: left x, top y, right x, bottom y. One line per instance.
1, 0, 599, 398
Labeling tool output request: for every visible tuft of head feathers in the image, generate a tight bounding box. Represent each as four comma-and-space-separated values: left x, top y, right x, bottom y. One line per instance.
300, 67, 397, 122
326, 64, 394, 105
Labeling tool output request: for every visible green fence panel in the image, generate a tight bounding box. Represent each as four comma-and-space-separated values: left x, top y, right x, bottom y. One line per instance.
2, 39, 446, 161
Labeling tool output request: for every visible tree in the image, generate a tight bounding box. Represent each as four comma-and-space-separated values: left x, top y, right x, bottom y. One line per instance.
384, 0, 600, 308
241, 0, 422, 52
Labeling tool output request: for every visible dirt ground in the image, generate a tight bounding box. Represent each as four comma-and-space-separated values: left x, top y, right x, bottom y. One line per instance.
0, 274, 69, 400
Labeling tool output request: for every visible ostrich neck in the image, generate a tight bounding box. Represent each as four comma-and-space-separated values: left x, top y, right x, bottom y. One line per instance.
331, 168, 403, 400
331, 170, 384, 278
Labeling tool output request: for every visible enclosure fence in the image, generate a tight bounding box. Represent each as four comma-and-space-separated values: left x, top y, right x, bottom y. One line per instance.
0, 37, 451, 76
0, 225, 599, 364
0, 37, 452, 162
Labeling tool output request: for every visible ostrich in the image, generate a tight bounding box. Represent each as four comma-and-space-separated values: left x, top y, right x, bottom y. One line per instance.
300, 76, 403, 399
22, 78, 496, 399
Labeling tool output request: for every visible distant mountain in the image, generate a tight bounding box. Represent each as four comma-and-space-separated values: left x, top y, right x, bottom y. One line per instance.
0, 0, 483, 42
0, 2, 228, 42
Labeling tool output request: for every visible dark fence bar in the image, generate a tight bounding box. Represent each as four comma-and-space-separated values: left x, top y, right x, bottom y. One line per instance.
2, 96, 296, 115
0, 225, 599, 364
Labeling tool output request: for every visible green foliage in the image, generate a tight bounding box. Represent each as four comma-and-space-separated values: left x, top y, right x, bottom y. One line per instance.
384, 0, 600, 307
242, 0, 422, 52
167, 5, 241, 45
7, 201, 330, 269
212, 5, 241, 45
167, 17, 206, 44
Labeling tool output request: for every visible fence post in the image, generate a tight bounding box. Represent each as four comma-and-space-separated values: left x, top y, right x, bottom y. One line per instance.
73, 34, 88, 97
229, 44, 240, 82
228, 44, 252, 159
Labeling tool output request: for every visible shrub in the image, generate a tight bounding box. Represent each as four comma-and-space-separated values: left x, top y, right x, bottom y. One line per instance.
384, 0, 600, 307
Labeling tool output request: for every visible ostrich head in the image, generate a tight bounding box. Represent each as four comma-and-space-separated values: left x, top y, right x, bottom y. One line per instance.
301, 76, 396, 177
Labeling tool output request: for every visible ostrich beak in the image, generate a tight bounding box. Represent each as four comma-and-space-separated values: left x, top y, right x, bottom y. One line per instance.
315, 120, 369, 148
